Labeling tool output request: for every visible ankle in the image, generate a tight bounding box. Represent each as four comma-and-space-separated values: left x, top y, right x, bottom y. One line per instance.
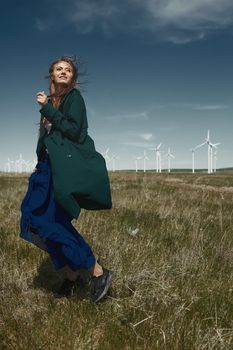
90, 262, 103, 278
93, 270, 103, 278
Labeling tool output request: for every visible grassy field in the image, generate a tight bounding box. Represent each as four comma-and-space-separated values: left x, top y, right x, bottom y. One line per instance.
0, 171, 232, 349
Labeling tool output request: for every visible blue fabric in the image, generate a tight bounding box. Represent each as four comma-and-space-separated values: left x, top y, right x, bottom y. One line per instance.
20, 153, 96, 271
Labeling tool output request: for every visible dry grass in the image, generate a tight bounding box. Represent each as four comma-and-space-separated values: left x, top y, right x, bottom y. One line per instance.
0, 171, 233, 349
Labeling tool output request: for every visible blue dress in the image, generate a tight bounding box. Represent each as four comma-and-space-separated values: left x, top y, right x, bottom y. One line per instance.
20, 152, 96, 271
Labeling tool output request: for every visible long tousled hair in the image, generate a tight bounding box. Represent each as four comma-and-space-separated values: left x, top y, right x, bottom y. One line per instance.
38, 56, 80, 139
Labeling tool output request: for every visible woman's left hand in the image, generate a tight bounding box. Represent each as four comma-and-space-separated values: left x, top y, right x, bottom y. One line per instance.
36, 91, 48, 106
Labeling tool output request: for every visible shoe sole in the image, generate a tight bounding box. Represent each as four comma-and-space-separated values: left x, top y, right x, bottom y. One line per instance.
94, 270, 114, 303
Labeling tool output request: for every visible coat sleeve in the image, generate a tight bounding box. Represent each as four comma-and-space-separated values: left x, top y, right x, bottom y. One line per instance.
39, 93, 85, 142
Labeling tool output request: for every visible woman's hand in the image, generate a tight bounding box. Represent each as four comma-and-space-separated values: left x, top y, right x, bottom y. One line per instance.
36, 91, 48, 106
42, 117, 48, 126
42, 117, 52, 132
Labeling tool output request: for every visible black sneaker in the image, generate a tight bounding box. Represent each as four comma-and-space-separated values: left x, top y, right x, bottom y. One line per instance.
91, 268, 114, 303
55, 278, 76, 298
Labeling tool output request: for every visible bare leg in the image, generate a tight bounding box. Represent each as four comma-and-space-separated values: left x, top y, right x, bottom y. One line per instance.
89, 261, 103, 277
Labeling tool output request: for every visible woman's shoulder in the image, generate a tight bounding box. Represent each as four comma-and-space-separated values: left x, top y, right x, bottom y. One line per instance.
63, 88, 81, 99
69, 87, 81, 96
71, 87, 79, 93
68, 88, 85, 101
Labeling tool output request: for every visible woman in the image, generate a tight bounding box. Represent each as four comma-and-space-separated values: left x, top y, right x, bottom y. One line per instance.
20, 56, 113, 303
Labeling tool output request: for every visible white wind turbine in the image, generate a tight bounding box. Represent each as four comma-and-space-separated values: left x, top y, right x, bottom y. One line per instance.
190, 149, 195, 174
213, 148, 218, 173
190, 144, 204, 174
15, 154, 25, 173
24, 160, 33, 173
4, 158, 14, 172
133, 155, 141, 173
102, 148, 111, 169
194, 130, 220, 174
141, 150, 149, 173
149, 143, 162, 172
110, 154, 119, 172
165, 148, 175, 173
209, 142, 220, 173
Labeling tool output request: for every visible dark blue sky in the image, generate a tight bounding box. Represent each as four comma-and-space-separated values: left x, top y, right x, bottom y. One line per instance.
1, 0, 233, 170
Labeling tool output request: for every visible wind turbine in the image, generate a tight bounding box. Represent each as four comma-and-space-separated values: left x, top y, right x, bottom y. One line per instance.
149, 143, 162, 172
194, 130, 220, 173
165, 148, 175, 173
141, 150, 149, 173
110, 154, 119, 172
15, 154, 25, 173
210, 143, 220, 173
102, 148, 111, 169
190, 144, 204, 173
133, 155, 141, 173
213, 148, 218, 173
4, 158, 14, 172
24, 160, 33, 173
190, 149, 195, 173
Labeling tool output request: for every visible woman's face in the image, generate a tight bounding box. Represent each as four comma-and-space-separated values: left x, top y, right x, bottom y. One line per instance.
52, 61, 73, 85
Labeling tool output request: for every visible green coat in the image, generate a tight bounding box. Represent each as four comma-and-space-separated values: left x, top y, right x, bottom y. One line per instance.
36, 88, 112, 219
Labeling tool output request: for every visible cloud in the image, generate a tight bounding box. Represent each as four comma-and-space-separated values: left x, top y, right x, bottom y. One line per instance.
163, 103, 231, 110
104, 111, 149, 120
35, 18, 51, 32
50, 0, 233, 43
193, 104, 230, 111
55, 0, 120, 34
139, 133, 153, 140
143, 0, 233, 28
121, 141, 155, 148
120, 131, 154, 148
159, 126, 180, 132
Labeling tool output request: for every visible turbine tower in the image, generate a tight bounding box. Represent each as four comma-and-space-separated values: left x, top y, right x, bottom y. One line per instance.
165, 148, 175, 173
102, 148, 111, 169
190, 144, 204, 173
209, 142, 220, 173
24, 160, 33, 173
4, 158, 14, 172
141, 150, 149, 173
133, 155, 141, 173
191, 149, 195, 174
15, 154, 25, 173
213, 148, 218, 173
111, 154, 119, 172
149, 143, 162, 172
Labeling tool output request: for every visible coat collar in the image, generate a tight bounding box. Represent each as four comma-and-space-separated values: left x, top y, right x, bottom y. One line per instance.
60, 87, 80, 106
47, 88, 80, 108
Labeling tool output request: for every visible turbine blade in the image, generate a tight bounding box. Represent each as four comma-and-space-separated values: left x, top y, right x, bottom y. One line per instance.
194, 142, 206, 150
